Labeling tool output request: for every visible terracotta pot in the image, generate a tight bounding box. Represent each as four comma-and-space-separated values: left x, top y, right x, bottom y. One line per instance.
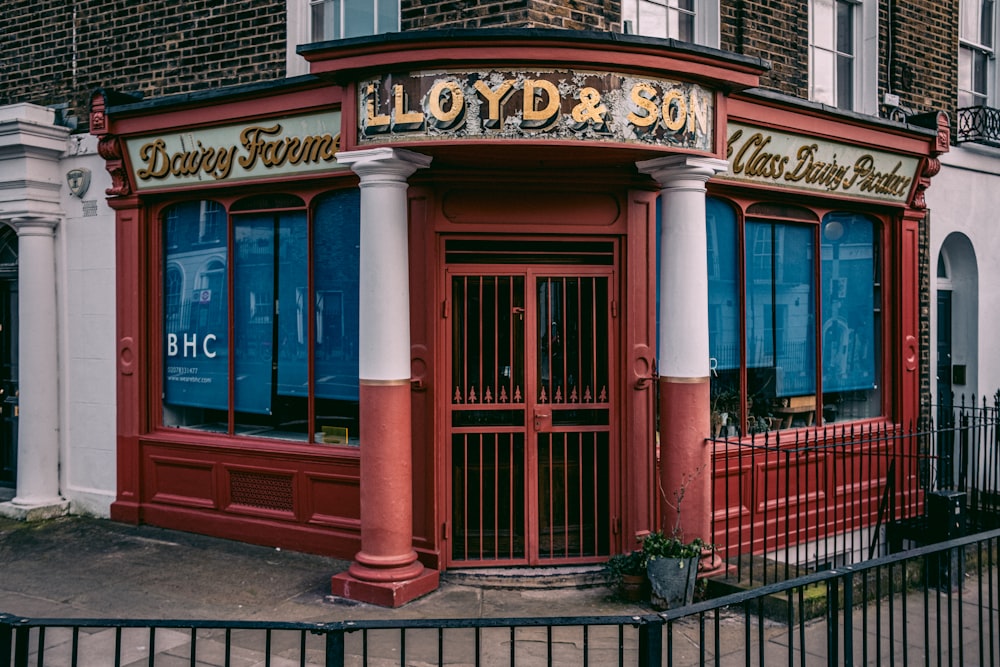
619, 573, 646, 602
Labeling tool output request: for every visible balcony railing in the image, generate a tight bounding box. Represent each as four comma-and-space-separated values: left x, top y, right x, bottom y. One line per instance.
956, 105, 1000, 146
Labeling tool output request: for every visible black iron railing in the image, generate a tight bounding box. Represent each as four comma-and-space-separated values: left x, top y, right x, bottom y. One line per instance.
710, 393, 1000, 586
957, 106, 1000, 146
3, 528, 998, 666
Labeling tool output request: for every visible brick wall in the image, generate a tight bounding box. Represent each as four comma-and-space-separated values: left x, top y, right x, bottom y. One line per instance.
0, 0, 286, 131
720, 0, 956, 121
401, 0, 620, 31
880, 0, 957, 120
720, 0, 809, 98
3, 0, 956, 128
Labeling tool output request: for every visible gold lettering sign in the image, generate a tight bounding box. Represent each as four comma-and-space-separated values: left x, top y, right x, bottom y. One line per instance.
125, 111, 344, 191
358, 69, 715, 151
720, 122, 919, 203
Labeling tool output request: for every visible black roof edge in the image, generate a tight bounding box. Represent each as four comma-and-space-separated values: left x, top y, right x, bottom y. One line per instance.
738, 88, 940, 138
106, 75, 325, 116
298, 28, 771, 73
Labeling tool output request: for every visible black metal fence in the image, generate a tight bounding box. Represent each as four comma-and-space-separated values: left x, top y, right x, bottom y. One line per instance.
4, 527, 999, 666
710, 393, 1000, 586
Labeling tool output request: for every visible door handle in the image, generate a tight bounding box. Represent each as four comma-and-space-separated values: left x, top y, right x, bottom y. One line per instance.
533, 407, 552, 432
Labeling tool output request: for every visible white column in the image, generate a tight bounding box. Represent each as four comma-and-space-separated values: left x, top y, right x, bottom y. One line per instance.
637, 155, 728, 380
8, 217, 68, 518
636, 155, 726, 560
331, 147, 439, 607
337, 148, 432, 383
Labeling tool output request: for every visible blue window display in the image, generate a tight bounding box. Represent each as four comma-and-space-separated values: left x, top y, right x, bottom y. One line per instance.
162, 191, 361, 442
704, 199, 881, 433
163, 201, 230, 416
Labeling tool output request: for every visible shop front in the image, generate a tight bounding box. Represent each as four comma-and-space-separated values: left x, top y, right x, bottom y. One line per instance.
94, 30, 943, 606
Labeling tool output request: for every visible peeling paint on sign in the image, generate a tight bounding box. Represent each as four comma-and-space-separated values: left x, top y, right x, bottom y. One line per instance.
358, 69, 715, 151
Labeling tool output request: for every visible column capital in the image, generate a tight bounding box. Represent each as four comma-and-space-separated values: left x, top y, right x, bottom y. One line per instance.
9, 216, 59, 236
336, 147, 432, 183
636, 155, 728, 190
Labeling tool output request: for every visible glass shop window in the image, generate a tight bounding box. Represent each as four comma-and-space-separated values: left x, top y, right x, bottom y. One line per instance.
161, 191, 361, 445
708, 199, 882, 436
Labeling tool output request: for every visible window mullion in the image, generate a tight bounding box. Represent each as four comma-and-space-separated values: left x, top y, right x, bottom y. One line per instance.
307, 208, 315, 441
227, 211, 236, 435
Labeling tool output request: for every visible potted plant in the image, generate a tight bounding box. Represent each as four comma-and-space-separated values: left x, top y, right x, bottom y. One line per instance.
643, 531, 705, 610
646, 465, 712, 610
603, 549, 647, 602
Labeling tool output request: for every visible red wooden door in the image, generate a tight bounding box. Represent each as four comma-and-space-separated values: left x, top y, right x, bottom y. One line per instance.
445, 240, 618, 566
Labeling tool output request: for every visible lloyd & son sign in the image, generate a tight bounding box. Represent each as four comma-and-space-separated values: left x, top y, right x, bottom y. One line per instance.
358, 69, 715, 152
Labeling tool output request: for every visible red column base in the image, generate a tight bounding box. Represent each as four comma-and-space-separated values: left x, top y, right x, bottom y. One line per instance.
331, 567, 440, 608
696, 548, 729, 578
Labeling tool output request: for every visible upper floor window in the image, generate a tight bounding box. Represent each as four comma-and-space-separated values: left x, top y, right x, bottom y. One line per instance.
622, 0, 720, 48
960, 0, 995, 107
286, 0, 400, 77
808, 0, 878, 114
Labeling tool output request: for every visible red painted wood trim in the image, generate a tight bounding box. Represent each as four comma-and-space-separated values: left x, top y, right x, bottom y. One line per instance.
109, 87, 343, 136
111, 198, 146, 524
408, 188, 439, 563
898, 211, 923, 427
623, 189, 658, 547
728, 96, 937, 158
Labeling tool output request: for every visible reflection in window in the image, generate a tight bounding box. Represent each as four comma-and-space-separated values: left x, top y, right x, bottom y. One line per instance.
809, 0, 858, 110
624, 0, 695, 40
162, 191, 361, 445
706, 200, 881, 435
819, 213, 881, 423
959, 0, 995, 107
310, 0, 397, 41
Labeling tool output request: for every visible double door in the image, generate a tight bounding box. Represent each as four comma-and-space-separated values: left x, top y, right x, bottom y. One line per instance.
446, 254, 618, 566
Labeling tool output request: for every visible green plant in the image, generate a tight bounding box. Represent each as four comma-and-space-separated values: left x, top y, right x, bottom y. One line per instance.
603, 549, 646, 588
642, 531, 706, 560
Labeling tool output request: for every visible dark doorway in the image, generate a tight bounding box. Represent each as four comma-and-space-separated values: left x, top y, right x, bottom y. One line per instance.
0, 225, 17, 490
937, 289, 953, 484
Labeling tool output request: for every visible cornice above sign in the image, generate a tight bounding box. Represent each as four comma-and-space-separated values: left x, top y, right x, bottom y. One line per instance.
719, 122, 920, 204
358, 69, 715, 152
125, 111, 344, 191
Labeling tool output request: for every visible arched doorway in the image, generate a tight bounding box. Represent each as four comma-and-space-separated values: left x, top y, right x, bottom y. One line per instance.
936, 233, 979, 407
0, 224, 17, 493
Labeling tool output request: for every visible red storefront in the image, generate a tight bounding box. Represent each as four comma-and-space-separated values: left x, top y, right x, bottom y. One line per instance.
93, 30, 944, 606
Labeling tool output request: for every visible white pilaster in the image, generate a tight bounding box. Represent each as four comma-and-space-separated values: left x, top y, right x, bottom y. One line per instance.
637, 155, 728, 380
0, 104, 69, 520
336, 147, 432, 382
6, 217, 68, 518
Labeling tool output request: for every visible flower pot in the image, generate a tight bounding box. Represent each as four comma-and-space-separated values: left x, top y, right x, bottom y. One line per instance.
619, 573, 646, 602
646, 555, 699, 610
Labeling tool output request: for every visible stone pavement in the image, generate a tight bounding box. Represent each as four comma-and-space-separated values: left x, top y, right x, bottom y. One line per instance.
2, 515, 995, 665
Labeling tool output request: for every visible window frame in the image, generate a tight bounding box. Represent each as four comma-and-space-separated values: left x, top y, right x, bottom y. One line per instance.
622, 0, 720, 48
808, 0, 878, 115
155, 187, 362, 449
959, 0, 996, 107
706, 196, 890, 435
286, 0, 400, 77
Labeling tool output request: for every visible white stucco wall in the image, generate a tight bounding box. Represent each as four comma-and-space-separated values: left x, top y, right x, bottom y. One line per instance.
924, 144, 1000, 404
57, 134, 117, 516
